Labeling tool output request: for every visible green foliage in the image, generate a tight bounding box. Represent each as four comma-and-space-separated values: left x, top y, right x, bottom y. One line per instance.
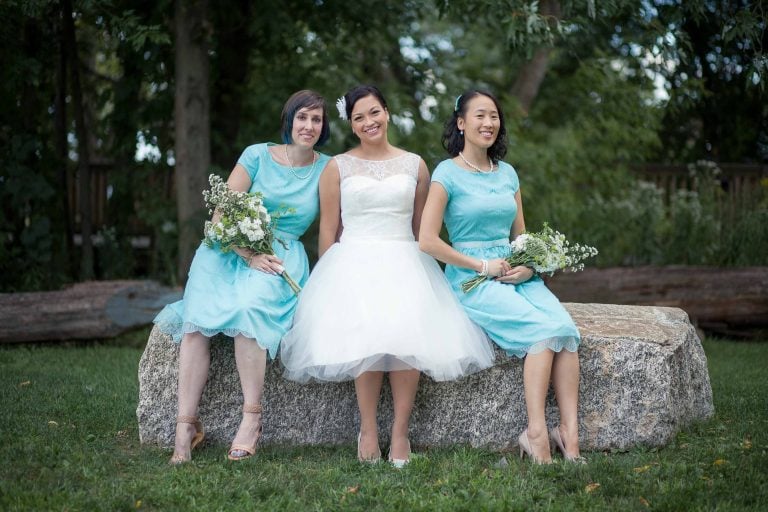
0, 337, 766, 510
2, 0, 765, 289
576, 162, 768, 266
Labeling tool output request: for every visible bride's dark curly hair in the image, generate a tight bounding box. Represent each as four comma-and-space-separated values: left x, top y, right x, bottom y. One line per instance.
442, 90, 507, 163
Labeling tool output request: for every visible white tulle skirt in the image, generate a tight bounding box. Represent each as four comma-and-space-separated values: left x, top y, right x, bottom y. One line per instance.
280, 238, 495, 383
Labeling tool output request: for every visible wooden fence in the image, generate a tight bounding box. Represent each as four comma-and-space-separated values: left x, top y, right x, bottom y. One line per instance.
631, 163, 767, 207
68, 162, 766, 233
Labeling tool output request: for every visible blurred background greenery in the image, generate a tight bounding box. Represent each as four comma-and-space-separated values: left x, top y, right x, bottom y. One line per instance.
1, 0, 766, 291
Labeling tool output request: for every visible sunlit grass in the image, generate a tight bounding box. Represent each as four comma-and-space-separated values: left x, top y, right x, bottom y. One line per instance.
0, 337, 765, 511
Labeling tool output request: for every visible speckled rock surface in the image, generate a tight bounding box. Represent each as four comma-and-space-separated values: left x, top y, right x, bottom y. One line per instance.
137, 303, 714, 451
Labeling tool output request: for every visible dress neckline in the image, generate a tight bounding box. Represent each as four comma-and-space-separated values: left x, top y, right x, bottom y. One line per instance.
265, 142, 318, 169
449, 157, 499, 175
341, 152, 411, 163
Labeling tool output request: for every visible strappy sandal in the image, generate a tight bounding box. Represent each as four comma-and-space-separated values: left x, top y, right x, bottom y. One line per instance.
227, 403, 263, 461
169, 415, 205, 465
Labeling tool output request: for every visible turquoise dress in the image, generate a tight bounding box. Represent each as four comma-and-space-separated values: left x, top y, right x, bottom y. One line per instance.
154, 143, 330, 358
431, 159, 580, 358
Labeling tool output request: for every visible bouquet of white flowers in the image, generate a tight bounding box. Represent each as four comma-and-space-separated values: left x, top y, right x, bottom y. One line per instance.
461, 224, 598, 293
202, 174, 301, 294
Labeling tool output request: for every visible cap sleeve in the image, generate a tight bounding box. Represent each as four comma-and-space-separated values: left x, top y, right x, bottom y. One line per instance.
500, 162, 520, 194
430, 160, 454, 200
236, 144, 265, 182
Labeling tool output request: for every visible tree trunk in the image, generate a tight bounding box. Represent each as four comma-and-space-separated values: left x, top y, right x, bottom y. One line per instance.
510, 0, 561, 115
0, 281, 182, 343
210, 2, 255, 169
545, 266, 768, 337
55, 4, 75, 277
174, 0, 211, 284
62, 0, 94, 280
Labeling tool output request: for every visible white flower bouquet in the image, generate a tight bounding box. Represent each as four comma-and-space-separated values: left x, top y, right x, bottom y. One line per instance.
461, 224, 598, 293
202, 174, 301, 294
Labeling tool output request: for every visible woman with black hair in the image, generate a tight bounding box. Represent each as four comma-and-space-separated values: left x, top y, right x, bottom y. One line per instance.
280, 85, 493, 467
419, 90, 583, 464
154, 90, 332, 463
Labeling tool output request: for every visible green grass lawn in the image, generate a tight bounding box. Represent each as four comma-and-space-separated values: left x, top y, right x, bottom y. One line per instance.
1, 334, 766, 511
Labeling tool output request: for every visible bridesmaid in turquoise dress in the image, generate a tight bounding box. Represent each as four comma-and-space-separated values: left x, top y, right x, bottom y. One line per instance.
154, 90, 331, 464
420, 90, 584, 464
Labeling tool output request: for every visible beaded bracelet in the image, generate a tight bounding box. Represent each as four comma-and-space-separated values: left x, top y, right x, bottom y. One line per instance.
478, 259, 489, 277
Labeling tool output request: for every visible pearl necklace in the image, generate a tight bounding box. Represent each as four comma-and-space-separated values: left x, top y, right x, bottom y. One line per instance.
458, 151, 495, 173
284, 145, 317, 180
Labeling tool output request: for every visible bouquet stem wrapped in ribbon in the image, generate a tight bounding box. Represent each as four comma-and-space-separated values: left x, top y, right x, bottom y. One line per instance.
202, 174, 301, 294
461, 224, 598, 293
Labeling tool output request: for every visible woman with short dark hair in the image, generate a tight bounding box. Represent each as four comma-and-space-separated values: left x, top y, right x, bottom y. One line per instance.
154, 90, 331, 463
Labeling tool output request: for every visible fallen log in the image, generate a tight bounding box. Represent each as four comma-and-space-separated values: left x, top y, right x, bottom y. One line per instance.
0, 280, 182, 343
545, 266, 768, 337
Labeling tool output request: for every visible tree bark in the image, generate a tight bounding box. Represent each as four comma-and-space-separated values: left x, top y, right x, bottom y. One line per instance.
210, 2, 255, 169
174, 0, 210, 284
510, 0, 561, 115
55, 4, 74, 277
0, 281, 182, 343
545, 266, 768, 337
62, 0, 94, 280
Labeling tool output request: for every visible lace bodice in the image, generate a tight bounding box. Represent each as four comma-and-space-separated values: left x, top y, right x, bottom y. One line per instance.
335, 152, 420, 241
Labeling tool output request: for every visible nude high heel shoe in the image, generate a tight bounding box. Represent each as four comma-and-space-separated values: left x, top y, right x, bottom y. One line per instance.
227, 403, 263, 461
518, 429, 552, 465
549, 426, 587, 464
169, 415, 205, 465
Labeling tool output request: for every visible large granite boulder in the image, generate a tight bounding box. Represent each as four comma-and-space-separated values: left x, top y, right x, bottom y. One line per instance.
137, 303, 714, 451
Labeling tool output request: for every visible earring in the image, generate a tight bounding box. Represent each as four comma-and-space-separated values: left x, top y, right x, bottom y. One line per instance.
460, 130, 464, 136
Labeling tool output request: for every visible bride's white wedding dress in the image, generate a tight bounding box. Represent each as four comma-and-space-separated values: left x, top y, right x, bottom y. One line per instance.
279, 152, 494, 382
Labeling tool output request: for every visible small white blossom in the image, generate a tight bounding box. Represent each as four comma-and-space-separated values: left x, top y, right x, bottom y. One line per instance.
336, 96, 348, 120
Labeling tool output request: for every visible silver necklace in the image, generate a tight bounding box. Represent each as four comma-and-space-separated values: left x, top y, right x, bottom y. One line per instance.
284, 145, 317, 180
458, 151, 495, 173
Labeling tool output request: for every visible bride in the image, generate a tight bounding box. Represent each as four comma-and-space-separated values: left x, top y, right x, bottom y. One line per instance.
280, 85, 493, 467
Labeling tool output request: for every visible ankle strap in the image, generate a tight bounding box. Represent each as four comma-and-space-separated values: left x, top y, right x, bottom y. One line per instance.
243, 403, 263, 414
176, 415, 198, 424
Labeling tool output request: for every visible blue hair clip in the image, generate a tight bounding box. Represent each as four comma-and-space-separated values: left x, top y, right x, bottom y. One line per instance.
454, 94, 461, 112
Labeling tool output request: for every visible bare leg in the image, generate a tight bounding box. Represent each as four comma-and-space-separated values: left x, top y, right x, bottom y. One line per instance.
228, 334, 267, 457
388, 369, 420, 461
552, 350, 580, 457
172, 332, 210, 462
354, 371, 384, 460
523, 349, 554, 463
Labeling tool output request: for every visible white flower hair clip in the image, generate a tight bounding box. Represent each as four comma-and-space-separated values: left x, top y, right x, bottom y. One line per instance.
335, 96, 348, 120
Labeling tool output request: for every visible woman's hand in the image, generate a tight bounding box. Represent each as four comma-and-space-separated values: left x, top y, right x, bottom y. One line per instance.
248, 253, 285, 275
496, 265, 534, 285
486, 258, 511, 278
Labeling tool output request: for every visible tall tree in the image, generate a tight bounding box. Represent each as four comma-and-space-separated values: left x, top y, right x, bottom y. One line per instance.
174, 0, 210, 284
62, 0, 94, 280
510, 0, 562, 115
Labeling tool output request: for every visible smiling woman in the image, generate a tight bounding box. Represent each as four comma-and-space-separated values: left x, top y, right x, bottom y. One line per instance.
151, 90, 331, 464
419, 90, 583, 465
280, 84, 494, 468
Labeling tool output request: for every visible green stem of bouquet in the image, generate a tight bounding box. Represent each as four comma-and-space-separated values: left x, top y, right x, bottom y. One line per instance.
280, 270, 302, 295
461, 275, 488, 293
460, 253, 535, 294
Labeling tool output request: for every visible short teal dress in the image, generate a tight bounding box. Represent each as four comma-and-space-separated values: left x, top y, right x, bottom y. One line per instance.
431, 159, 580, 358
154, 143, 330, 358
